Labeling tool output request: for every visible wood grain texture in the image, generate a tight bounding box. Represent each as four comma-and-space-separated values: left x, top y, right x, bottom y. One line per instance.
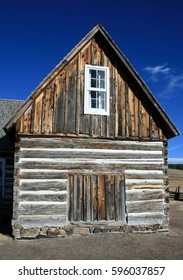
16, 39, 166, 140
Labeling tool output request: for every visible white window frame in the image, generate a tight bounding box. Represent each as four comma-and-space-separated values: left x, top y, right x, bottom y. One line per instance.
84, 64, 110, 115
0, 158, 6, 198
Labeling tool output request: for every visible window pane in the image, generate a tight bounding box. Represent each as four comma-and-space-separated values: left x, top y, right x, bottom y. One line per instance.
100, 99, 105, 109
100, 92, 105, 99
90, 69, 96, 78
99, 92, 105, 109
91, 91, 96, 99
91, 91, 97, 108
100, 79, 105, 88
91, 99, 96, 108
91, 78, 96, 87
98, 70, 105, 79
96, 99, 99, 108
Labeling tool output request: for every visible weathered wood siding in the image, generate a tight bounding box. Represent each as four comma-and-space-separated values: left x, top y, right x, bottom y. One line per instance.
12, 137, 168, 230
16, 38, 165, 140
69, 173, 125, 223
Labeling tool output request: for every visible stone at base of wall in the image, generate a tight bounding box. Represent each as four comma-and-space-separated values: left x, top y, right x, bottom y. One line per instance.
12, 224, 168, 239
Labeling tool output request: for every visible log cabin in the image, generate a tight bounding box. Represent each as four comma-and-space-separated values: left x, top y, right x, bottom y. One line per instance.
0, 99, 24, 224
4, 24, 179, 238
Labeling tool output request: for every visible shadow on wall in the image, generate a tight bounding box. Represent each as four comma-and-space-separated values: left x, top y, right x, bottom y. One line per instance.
0, 205, 13, 237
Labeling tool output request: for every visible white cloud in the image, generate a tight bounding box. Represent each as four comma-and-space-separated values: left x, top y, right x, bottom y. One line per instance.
143, 63, 183, 99
144, 64, 170, 75
168, 74, 183, 90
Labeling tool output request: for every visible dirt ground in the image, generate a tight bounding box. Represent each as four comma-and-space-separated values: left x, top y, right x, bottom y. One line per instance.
0, 169, 183, 260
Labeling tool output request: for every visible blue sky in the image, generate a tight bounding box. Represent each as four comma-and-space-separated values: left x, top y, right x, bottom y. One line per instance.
0, 0, 183, 162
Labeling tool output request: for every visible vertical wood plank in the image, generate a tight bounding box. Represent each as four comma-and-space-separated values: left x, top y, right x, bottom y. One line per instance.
41, 91, 46, 133
149, 115, 153, 139
64, 68, 68, 134
120, 176, 126, 221
110, 175, 115, 220
134, 94, 138, 136
69, 175, 74, 221
104, 175, 110, 220
53, 73, 62, 133
86, 175, 90, 221
97, 175, 101, 221
125, 82, 129, 137
138, 100, 142, 138
106, 175, 112, 220
118, 76, 122, 136
30, 101, 35, 133
83, 175, 87, 221
34, 93, 43, 134
93, 175, 97, 221
128, 88, 133, 136
115, 68, 118, 137
114, 175, 119, 221
73, 175, 77, 221
121, 79, 126, 137
76, 56, 80, 134
78, 175, 83, 221
100, 175, 106, 220
90, 175, 94, 221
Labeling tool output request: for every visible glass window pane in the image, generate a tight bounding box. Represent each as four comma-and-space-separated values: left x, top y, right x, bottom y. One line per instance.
90, 69, 96, 78
91, 79, 96, 87
98, 70, 105, 79
100, 80, 105, 88
91, 91, 97, 108
91, 99, 96, 108
91, 91, 96, 98
100, 99, 105, 109
96, 99, 99, 108
100, 92, 105, 99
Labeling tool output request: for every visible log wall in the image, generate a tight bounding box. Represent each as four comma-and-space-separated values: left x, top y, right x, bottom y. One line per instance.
12, 136, 168, 237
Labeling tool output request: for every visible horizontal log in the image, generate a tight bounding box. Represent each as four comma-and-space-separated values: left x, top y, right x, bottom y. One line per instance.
18, 157, 164, 163
126, 189, 165, 201
16, 162, 164, 171
127, 184, 164, 189
19, 191, 67, 202
125, 173, 166, 180
13, 215, 68, 228
125, 169, 164, 175
67, 170, 125, 177
19, 168, 165, 180
128, 212, 168, 226
18, 201, 67, 215
16, 150, 163, 160
17, 173, 68, 180
126, 179, 164, 186
19, 137, 164, 151
19, 180, 68, 191
126, 199, 166, 213
19, 170, 68, 179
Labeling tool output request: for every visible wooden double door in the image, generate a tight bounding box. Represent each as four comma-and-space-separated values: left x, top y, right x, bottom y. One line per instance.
69, 173, 125, 223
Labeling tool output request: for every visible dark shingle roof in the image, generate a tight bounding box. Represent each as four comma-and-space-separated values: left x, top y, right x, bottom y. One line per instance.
0, 99, 24, 149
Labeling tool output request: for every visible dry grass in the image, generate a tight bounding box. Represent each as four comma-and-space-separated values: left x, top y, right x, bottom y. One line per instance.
168, 168, 183, 191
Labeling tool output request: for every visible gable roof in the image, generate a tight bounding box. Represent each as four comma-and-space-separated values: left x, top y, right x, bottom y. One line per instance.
0, 99, 24, 149
4, 24, 179, 139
